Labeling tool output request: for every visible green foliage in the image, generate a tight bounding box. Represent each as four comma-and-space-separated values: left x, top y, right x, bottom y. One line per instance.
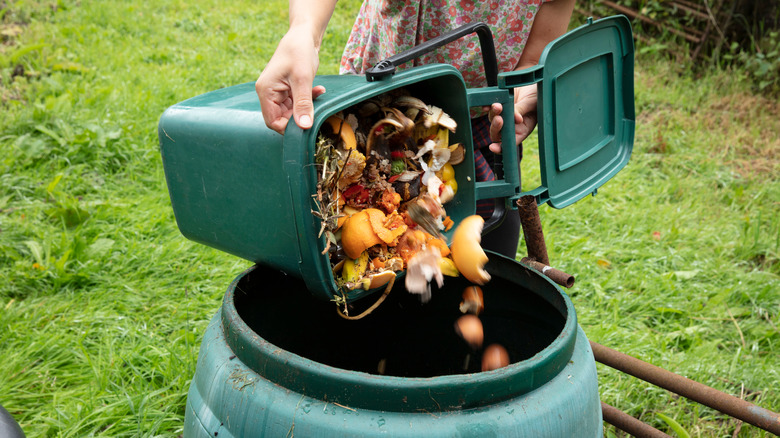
656, 412, 691, 438
580, 0, 780, 96
0, 1, 778, 437
732, 31, 780, 94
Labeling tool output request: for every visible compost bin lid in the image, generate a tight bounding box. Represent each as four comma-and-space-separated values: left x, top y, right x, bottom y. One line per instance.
500, 15, 635, 209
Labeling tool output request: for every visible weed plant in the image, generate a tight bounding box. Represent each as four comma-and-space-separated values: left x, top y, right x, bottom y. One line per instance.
1, 1, 777, 437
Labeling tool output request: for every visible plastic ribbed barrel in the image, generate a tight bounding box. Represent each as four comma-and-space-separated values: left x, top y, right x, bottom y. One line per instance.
183, 253, 602, 437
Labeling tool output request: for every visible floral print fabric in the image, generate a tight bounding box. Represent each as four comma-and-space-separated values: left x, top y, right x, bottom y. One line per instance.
340, 0, 549, 88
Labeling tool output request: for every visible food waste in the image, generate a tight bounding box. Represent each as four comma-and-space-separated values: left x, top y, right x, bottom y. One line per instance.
314, 90, 509, 371
313, 89, 489, 303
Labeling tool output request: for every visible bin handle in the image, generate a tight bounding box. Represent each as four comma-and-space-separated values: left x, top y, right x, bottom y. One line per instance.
365, 22, 498, 86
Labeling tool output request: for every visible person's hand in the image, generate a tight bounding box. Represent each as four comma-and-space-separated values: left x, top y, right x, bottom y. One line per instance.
255, 27, 327, 134
487, 84, 538, 154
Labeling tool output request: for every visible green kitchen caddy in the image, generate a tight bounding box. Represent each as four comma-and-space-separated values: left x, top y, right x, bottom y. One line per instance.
159, 16, 634, 303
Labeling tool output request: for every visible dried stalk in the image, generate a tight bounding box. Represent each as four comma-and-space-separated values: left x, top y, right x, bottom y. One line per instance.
336, 276, 395, 320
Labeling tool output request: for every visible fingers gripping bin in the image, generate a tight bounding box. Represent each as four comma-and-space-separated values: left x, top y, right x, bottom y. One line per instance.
159, 16, 634, 303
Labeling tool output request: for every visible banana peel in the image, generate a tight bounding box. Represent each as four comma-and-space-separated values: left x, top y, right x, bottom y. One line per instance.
342, 251, 369, 284
439, 257, 459, 277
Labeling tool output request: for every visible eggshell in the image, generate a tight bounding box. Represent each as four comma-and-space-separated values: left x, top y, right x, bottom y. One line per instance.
454, 314, 484, 349
459, 285, 484, 315
482, 344, 510, 372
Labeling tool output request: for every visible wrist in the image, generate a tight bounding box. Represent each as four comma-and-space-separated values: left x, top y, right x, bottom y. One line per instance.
287, 21, 324, 49
288, 1, 337, 50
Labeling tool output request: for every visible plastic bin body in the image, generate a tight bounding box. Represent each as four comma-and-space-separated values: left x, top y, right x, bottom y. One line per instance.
159, 66, 511, 303
158, 16, 634, 303
183, 255, 602, 438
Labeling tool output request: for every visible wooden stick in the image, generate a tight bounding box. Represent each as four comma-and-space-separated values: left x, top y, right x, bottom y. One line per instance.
596, 0, 702, 43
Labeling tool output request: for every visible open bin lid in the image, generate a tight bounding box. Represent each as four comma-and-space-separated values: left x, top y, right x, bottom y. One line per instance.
500, 15, 635, 209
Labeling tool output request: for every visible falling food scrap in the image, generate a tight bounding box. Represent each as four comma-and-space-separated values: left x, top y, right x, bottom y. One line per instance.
451, 215, 490, 285
454, 314, 484, 350
482, 344, 510, 372
459, 285, 484, 315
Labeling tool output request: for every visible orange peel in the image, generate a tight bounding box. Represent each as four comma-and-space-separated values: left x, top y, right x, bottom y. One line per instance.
368, 209, 406, 245
450, 215, 490, 285
424, 234, 450, 257
341, 208, 407, 259
341, 209, 384, 259
442, 216, 454, 231
364, 270, 396, 290
335, 205, 360, 230
370, 257, 385, 270
325, 115, 357, 150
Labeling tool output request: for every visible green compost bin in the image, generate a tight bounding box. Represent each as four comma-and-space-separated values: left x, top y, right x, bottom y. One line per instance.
183, 254, 603, 437
158, 16, 634, 303
165, 15, 635, 438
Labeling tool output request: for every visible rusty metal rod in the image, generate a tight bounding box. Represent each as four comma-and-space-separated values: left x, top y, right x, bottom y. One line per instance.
520, 257, 575, 288
601, 401, 672, 438
516, 195, 549, 266
591, 341, 780, 435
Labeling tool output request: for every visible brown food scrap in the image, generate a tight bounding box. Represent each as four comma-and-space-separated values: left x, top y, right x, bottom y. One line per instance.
376, 189, 402, 215
455, 314, 484, 350
337, 150, 366, 187
459, 286, 484, 315
442, 216, 454, 231
482, 344, 510, 371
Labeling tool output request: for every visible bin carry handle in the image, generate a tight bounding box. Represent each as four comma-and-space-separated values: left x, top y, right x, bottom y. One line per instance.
365, 22, 498, 85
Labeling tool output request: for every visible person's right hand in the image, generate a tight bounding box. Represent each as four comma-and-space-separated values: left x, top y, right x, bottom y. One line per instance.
255, 26, 326, 134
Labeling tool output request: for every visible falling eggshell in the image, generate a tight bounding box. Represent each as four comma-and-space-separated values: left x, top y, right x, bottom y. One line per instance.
459, 285, 484, 315
454, 314, 484, 350
450, 215, 491, 285
482, 344, 510, 372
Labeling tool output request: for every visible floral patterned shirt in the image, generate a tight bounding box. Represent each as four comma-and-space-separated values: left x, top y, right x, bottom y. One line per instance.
340, 0, 550, 88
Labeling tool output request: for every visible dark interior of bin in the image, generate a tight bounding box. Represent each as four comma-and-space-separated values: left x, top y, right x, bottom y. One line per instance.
233, 257, 567, 378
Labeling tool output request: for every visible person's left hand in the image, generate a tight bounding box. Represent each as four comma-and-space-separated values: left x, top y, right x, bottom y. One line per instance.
488, 84, 538, 154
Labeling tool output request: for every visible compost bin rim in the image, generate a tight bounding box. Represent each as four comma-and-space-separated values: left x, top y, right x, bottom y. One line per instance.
218, 254, 578, 412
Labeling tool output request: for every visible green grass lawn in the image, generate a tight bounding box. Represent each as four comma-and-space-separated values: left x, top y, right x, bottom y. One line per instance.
1, 1, 778, 437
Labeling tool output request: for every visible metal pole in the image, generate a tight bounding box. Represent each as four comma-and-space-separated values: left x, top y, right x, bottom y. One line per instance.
601, 401, 672, 438
591, 341, 780, 435
516, 195, 549, 265
519, 257, 575, 288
